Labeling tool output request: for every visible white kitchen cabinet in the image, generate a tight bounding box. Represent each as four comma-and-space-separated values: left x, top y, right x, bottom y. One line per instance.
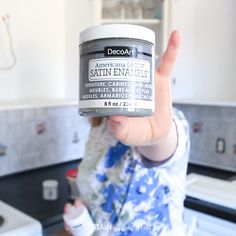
170, 0, 195, 101
170, 0, 236, 105
96, 0, 171, 63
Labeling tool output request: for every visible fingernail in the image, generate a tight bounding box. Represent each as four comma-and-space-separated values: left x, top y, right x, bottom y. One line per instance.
75, 200, 82, 208
109, 116, 124, 125
110, 119, 121, 126
64, 203, 72, 213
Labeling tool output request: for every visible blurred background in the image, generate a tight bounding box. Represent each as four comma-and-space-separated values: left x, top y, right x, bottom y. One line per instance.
0, 0, 235, 104
0, 1, 236, 236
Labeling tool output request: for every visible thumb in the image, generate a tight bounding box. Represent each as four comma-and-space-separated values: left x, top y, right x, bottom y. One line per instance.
64, 203, 72, 232
64, 203, 72, 214
107, 116, 129, 142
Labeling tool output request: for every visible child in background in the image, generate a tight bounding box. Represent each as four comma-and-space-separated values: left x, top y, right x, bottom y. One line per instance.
65, 31, 191, 236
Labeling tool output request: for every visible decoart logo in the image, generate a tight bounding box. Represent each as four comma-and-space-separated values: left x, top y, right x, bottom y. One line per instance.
104, 46, 137, 57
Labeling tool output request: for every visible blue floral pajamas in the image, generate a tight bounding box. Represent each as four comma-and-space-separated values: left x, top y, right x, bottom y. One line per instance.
77, 108, 190, 236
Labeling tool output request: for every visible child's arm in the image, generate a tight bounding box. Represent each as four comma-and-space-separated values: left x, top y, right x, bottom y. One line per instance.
107, 31, 181, 162
136, 120, 177, 162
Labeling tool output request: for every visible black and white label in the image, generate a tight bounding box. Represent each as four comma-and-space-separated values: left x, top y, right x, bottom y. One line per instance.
80, 56, 154, 110
79, 99, 154, 110
89, 58, 150, 82
104, 46, 137, 57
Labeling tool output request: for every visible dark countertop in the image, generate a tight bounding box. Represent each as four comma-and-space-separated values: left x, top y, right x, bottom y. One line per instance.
0, 160, 81, 229
0, 161, 235, 229
186, 163, 236, 223
187, 163, 235, 180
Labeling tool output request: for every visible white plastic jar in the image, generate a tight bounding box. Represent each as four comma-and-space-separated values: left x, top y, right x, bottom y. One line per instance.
79, 24, 155, 117
63, 205, 96, 236
42, 180, 58, 201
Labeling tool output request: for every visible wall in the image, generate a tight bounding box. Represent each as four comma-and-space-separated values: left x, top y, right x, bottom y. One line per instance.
0, 105, 90, 177
171, 0, 236, 102
64, 0, 97, 100
192, 0, 236, 100
171, 0, 195, 100
175, 103, 236, 172
0, 0, 65, 102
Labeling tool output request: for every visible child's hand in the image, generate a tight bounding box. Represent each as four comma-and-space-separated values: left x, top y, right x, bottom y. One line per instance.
107, 31, 181, 147
64, 199, 83, 233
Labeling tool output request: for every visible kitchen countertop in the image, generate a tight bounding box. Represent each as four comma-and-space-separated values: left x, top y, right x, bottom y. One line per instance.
0, 161, 235, 230
187, 164, 235, 180
0, 160, 81, 229
186, 163, 236, 223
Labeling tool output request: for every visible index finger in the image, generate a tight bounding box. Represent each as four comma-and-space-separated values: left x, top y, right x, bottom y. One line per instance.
157, 31, 181, 78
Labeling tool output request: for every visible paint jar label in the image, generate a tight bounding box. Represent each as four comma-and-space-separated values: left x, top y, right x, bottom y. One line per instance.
79, 57, 153, 110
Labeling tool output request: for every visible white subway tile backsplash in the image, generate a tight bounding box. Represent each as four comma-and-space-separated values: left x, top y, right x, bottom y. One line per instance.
47, 106, 67, 119
22, 109, 36, 122
21, 121, 36, 138
34, 108, 48, 121
175, 104, 236, 171
7, 123, 22, 141
0, 105, 90, 177
1, 103, 236, 175
0, 158, 9, 176
0, 112, 7, 124
7, 110, 22, 124
20, 151, 41, 170
0, 124, 8, 145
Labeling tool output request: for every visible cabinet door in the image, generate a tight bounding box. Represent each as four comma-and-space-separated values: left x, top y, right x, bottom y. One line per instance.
65, 0, 98, 99
99, 0, 166, 57
170, 0, 195, 100
171, 0, 236, 103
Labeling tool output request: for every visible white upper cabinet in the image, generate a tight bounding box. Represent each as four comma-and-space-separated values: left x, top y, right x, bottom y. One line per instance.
171, 0, 236, 105
96, 0, 170, 62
